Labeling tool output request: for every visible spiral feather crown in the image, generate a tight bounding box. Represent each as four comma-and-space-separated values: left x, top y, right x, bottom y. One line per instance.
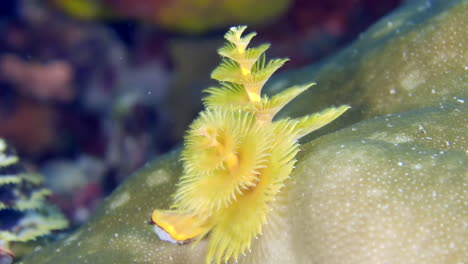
152, 25, 350, 264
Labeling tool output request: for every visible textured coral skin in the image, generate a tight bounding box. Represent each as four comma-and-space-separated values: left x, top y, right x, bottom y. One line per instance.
151, 26, 349, 264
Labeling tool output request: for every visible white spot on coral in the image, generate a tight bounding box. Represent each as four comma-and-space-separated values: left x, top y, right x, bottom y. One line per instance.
63, 230, 82, 246
369, 132, 413, 144
400, 69, 425, 90
146, 169, 170, 187
110, 192, 130, 210
394, 134, 413, 143
453, 97, 464, 104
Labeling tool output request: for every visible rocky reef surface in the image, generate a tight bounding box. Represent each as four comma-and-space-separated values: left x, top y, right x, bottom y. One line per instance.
20, 0, 466, 263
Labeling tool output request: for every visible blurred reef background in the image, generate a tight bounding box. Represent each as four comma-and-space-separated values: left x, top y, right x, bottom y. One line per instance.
1, 0, 466, 263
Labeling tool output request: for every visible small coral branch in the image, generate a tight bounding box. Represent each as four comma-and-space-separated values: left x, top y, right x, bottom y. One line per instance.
151, 26, 349, 264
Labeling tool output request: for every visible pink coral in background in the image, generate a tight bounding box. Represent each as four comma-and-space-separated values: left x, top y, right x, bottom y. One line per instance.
0, 55, 75, 102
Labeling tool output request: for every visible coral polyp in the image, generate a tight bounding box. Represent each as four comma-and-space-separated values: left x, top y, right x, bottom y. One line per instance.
151, 26, 350, 264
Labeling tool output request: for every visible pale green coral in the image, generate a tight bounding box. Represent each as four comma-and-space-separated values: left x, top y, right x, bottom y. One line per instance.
271, 0, 467, 140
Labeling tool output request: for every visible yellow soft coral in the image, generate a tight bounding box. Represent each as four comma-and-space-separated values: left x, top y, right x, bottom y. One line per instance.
151, 25, 350, 264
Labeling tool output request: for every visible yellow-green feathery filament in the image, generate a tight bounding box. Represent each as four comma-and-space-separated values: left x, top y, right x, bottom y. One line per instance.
210, 57, 289, 96
211, 59, 243, 84
181, 109, 246, 175
292, 105, 351, 139
244, 56, 289, 101
224, 25, 257, 54
211, 56, 289, 103
218, 43, 270, 75
256, 83, 315, 122
0, 149, 19, 167
150, 26, 350, 264
251, 56, 290, 83
206, 133, 299, 264
175, 109, 274, 215
202, 84, 251, 110
213, 27, 289, 104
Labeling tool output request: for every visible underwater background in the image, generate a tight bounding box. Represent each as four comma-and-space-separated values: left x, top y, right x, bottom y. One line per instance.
0, 0, 466, 263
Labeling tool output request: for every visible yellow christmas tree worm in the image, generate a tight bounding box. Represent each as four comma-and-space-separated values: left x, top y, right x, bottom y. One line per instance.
151, 26, 349, 264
